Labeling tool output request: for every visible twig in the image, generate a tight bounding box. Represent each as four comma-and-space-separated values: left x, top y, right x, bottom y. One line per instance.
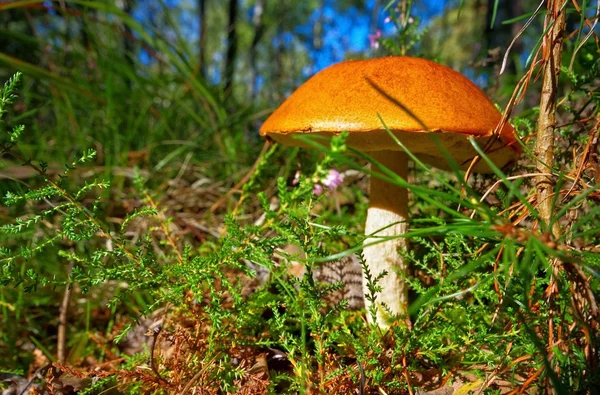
568, 0, 600, 70
500, 0, 546, 75
477, 354, 532, 394
473, 172, 558, 220
507, 365, 544, 395
402, 355, 414, 395
57, 262, 74, 364
17, 364, 51, 395
562, 119, 600, 201
357, 360, 365, 395
180, 352, 222, 395
181, 370, 203, 395
150, 325, 168, 384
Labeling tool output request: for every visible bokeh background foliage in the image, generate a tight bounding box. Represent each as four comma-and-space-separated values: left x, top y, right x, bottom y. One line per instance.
0, 0, 599, 393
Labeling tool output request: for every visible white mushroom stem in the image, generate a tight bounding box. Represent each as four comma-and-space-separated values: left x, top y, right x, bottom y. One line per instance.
363, 151, 410, 328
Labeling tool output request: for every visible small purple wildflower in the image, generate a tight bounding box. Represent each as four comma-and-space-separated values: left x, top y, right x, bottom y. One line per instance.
312, 169, 344, 196
322, 169, 344, 191
368, 30, 382, 49
293, 171, 301, 185
313, 183, 324, 196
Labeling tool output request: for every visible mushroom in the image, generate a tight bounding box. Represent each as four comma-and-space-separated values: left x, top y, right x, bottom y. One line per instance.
259, 56, 520, 328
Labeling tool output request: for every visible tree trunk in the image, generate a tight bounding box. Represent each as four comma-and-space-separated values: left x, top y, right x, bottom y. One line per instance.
485, 0, 522, 73
509, 0, 523, 55
249, 0, 266, 100
313, 0, 325, 51
223, 0, 238, 97
534, 0, 566, 238
273, 24, 285, 103
122, 0, 135, 87
198, 0, 207, 80
370, 0, 381, 33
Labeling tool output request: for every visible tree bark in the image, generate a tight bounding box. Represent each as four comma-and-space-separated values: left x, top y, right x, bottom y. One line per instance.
534, 0, 566, 238
313, 0, 325, 51
122, 0, 135, 87
223, 0, 239, 97
198, 0, 207, 80
272, 23, 284, 103
485, 0, 522, 73
249, 0, 265, 99
370, 0, 381, 33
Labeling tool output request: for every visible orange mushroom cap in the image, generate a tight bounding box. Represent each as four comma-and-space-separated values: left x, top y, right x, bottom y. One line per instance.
260, 56, 521, 172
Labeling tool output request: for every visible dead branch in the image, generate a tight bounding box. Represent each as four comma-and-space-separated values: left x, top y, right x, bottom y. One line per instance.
57, 262, 74, 365
534, 0, 567, 238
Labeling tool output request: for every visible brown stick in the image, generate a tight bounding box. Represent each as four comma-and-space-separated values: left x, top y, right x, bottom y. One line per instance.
534, 0, 566, 238
534, 6, 567, 391
57, 262, 74, 364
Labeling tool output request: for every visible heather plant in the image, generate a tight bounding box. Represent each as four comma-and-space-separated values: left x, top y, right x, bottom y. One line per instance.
0, 75, 360, 391
1, 66, 600, 393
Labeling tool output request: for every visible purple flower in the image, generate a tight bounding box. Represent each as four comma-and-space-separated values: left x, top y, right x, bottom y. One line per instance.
368, 30, 382, 49
292, 171, 301, 185
313, 184, 324, 196
322, 169, 344, 191
312, 169, 344, 196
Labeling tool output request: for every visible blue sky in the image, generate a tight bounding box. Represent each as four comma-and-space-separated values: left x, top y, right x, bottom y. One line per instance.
41, 0, 598, 85
296, 0, 450, 75
130, 0, 453, 78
